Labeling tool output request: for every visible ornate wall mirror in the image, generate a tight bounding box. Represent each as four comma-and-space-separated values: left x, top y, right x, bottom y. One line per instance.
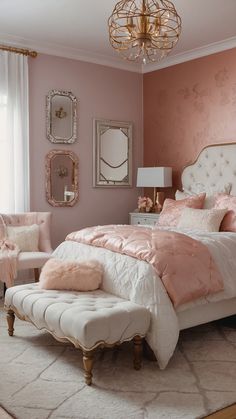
45, 150, 79, 207
93, 118, 132, 187
46, 89, 77, 143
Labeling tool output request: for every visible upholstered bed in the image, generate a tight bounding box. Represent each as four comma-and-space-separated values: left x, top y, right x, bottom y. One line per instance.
52, 142, 236, 369
178, 142, 236, 326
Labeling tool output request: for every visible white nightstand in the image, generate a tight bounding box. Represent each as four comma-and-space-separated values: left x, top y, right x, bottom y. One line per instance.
129, 211, 160, 226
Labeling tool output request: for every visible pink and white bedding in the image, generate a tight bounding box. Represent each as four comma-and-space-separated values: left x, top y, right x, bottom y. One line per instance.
53, 226, 236, 369
66, 225, 223, 307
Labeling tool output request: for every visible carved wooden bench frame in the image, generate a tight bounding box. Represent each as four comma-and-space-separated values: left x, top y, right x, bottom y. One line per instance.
6, 307, 144, 386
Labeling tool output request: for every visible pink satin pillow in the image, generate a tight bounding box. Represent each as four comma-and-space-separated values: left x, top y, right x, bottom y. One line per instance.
214, 193, 236, 232
39, 258, 103, 291
157, 193, 206, 227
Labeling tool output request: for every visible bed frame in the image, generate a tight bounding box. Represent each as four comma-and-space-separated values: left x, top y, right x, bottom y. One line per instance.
177, 142, 236, 330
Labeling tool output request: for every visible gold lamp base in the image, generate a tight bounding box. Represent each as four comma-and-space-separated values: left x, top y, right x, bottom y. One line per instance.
153, 190, 165, 213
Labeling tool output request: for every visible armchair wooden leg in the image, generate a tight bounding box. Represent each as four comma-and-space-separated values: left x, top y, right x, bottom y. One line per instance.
82, 350, 94, 385
34, 268, 40, 282
7, 309, 15, 336
3, 282, 7, 296
133, 335, 143, 370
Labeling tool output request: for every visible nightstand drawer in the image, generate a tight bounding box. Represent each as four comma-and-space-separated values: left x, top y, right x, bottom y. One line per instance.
129, 212, 160, 226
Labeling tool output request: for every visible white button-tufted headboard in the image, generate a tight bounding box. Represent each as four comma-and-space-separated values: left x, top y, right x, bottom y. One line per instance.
181, 143, 236, 195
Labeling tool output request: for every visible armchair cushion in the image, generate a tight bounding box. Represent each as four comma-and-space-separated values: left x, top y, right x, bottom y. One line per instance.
0, 212, 53, 286
0, 212, 52, 253
7, 224, 39, 251
17, 252, 52, 270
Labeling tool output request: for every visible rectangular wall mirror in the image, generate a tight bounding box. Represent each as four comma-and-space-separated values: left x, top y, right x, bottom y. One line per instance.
93, 118, 132, 187
46, 89, 77, 144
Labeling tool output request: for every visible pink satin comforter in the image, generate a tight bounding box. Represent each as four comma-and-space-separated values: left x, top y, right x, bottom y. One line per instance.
66, 225, 224, 307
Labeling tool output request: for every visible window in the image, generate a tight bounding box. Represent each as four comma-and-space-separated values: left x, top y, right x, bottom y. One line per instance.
0, 51, 29, 213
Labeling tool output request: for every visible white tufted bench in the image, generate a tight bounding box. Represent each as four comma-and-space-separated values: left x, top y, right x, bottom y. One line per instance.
4, 284, 151, 385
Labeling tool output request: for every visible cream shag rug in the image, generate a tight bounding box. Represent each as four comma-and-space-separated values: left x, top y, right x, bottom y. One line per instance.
0, 307, 236, 419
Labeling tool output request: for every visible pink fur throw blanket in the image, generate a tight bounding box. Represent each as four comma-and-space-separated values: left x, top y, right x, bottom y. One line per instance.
66, 225, 224, 307
0, 214, 20, 288
39, 258, 103, 291
0, 239, 19, 288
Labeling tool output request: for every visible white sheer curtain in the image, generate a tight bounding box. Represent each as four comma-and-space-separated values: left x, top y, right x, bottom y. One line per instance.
0, 51, 29, 213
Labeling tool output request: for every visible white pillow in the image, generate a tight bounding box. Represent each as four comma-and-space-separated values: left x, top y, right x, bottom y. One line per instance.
7, 224, 39, 251
177, 208, 228, 232
176, 182, 232, 209
175, 190, 190, 200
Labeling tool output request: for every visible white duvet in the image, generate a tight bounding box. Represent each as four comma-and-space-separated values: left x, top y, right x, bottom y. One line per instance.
53, 228, 236, 369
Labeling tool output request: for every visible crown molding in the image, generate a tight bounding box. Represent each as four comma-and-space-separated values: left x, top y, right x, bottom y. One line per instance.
0, 32, 142, 73
142, 36, 236, 73
1, 32, 236, 75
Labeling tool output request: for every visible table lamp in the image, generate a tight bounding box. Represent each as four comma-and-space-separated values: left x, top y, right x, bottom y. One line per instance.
136, 167, 172, 211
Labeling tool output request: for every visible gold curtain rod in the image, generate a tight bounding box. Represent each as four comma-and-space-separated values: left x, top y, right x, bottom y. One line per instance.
0, 45, 37, 58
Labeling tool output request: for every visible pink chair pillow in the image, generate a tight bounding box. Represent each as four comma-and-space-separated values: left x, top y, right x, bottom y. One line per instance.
214, 193, 236, 232
39, 258, 103, 291
157, 193, 206, 227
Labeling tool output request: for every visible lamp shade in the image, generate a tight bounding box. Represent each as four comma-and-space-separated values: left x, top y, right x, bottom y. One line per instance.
136, 167, 172, 188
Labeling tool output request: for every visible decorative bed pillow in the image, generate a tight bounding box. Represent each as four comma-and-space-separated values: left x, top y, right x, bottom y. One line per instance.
6, 224, 39, 252
175, 182, 231, 209
214, 193, 236, 232
157, 193, 206, 227
177, 208, 228, 232
39, 258, 103, 291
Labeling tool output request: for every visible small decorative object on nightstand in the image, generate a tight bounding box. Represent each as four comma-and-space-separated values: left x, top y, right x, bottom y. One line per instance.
129, 211, 160, 226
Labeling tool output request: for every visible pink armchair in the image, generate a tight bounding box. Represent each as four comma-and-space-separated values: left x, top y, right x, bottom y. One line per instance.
1, 212, 53, 286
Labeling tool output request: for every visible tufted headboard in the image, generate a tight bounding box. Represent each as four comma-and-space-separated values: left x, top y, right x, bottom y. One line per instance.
181, 142, 236, 196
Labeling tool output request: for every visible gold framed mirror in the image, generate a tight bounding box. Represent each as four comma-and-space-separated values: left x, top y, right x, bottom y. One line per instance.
46, 89, 77, 144
45, 150, 79, 207
93, 118, 132, 187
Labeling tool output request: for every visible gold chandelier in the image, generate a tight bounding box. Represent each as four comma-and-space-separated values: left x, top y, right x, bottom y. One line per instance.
108, 0, 181, 64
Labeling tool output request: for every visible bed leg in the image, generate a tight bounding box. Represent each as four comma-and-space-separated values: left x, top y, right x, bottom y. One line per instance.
82, 350, 94, 385
7, 309, 15, 336
143, 339, 157, 362
34, 268, 40, 282
133, 335, 143, 370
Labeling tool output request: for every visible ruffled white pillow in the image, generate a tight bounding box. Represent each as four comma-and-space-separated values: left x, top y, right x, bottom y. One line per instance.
7, 224, 39, 251
177, 208, 228, 232
176, 182, 232, 209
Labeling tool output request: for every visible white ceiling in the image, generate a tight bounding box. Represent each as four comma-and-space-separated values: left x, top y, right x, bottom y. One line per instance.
0, 0, 236, 73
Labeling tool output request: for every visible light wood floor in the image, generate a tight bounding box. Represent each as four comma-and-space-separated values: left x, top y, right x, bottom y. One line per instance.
0, 406, 14, 419
204, 403, 236, 418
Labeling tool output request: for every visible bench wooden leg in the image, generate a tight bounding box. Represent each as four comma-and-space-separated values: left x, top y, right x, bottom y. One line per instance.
133, 335, 143, 370
34, 268, 40, 282
82, 350, 94, 385
7, 309, 15, 336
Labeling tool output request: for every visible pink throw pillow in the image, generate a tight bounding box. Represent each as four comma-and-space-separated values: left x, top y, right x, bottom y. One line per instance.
214, 193, 236, 232
157, 193, 206, 227
39, 258, 103, 291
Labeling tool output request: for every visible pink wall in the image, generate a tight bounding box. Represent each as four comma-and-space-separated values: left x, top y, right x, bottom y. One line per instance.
29, 48, 236, 248
29, 54, 143, 248
143, 48, 236, 193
